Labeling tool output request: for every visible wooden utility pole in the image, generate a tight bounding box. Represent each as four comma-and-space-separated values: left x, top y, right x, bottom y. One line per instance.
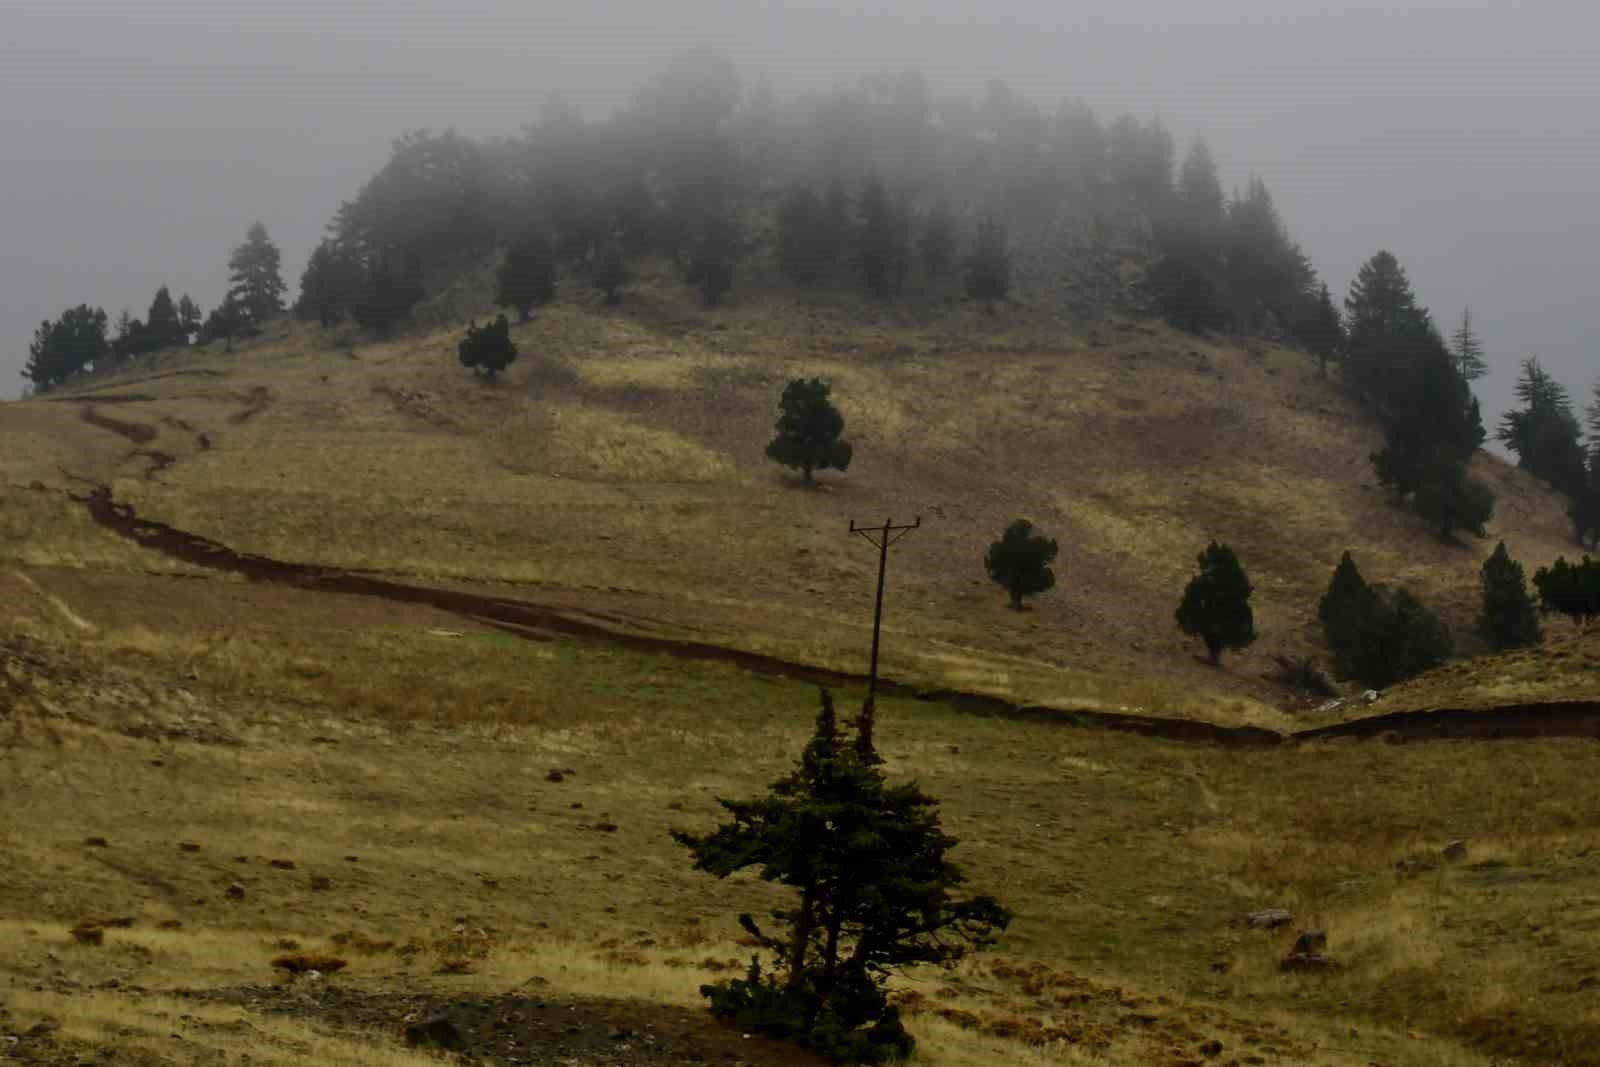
848, 516, 921, 705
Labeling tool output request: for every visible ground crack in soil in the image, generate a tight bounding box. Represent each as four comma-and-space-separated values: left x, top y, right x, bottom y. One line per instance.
62, 485, 1600, 748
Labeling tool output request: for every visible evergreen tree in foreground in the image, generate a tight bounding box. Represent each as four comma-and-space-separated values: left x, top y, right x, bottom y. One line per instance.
765, 378, 853, 487
226, 221, 287, 327
984, 519, 1059, 610
672, 690, 1009, 1064
964, 215, 1011, 313
495, 233, 557, 322
457, 315, 518, 381
1175, 542, 1257, 665
1318, 552, 1452, 687
1478, 541, 1541, 651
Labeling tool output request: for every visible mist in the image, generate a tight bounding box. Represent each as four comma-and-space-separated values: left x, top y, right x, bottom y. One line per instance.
5, 0, 1598, 424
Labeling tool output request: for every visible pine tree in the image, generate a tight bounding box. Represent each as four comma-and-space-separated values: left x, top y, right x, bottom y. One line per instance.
1412, 461, 1494, 541
984, 520, 1059, 610
351, 259, 423, 336
145, 286, 183, 350
1343, 250, 1428, 402
672, 690, 1009, 1064
765, 378, 853, 487
456, 315, 518, 381
110, 310, 150, 360
1147, 255, 1225, 333
1318, 552, 1377, 683
1175, 542, 1257, 665
592, 242, 629, 305
1478, 542, 1541, 650
177, 295, 203, 342
1498, 357, 1587, 497
964, 215, 1011, 313
1318, 553, 1452, 687
23, 305, 109, 390
495, 233, 557, 321
854, 174, 908, 300
686, 213, 742, 307
296, 239, 361, 327
226, 222, 287, 327
777, 185, 832, 286
918, 198, 958, 280
1298, 283, 1344, 378
199, 295, 247, 352
1533, 556, 1600, 626
1170, 138, 1226, 259
1450, 308, 1489, 382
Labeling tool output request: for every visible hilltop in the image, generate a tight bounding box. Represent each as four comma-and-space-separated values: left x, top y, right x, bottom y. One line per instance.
2, 265, 1583, 727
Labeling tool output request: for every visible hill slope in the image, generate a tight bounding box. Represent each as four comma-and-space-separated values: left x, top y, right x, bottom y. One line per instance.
1, 267, 1580, 726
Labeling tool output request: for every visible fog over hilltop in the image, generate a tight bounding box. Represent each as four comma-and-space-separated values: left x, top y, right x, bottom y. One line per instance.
4, 0, 1597, 425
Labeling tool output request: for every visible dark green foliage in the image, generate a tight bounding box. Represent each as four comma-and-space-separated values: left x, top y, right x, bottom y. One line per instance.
333, 129, 494, 273
351, 259, 424, 336
1175, 542, 1257, 665
593, 242, 629, 305
1411, 461, 1494, 541
963, 215, 1011, 313
1450, 308, 1489, 382
1533, 556, 1600, 626
23, 305, 109, 390
296, 240, 363, 327
918, 199, 958, 280
1221, 176, 1315, 332
177, 295, 203, 342
1343, 250, 1429, 403
111, 310, 151, 360
495, 234, 557, 322
984, 519, 1059, 610
854, 175, 910, 300
457, 315, 518, 381
1296, 283, 1344, 378
144, 286, 185, 350
1318, 553, 1452, 687
1168, 138, 1227, 261
226, 222, 287, 326
198, 295, 248, 352
1572, 472, 1600, 550
672, 690, 1010, 1064
765, 378, 852, 486
1479, 542, 1541, 651
1147, 255, 1226, 333
686, 214, 742, 307
1497, 357, 1588, 497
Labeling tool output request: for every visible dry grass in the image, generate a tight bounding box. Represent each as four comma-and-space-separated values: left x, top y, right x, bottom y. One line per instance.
3, 279, 1578, 723
1, 570, 1595, 1064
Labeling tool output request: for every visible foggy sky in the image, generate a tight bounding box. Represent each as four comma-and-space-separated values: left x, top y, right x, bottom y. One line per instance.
5, 0, 1598, 429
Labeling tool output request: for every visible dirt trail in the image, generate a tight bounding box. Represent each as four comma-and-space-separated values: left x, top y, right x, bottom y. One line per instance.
78, 406, 158, 445
66, 487, 1600, 748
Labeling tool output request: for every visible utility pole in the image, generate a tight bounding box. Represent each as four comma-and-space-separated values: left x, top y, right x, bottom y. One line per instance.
849, 516, 921, 706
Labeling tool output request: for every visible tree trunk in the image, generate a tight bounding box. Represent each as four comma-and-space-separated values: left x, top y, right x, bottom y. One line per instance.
1009, 588, 1023, 611
1206, 640, 1222, 666
802, 464, 814, 487
785, 887, 818, 993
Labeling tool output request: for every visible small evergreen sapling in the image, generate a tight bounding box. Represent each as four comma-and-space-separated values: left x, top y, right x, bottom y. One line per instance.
765, 378, 852, 487
1478, 541, 1541, 651
457, 315, 518, 381
672, 690, 1009, 1064
1175, 541, 1257, 665
984, 519, 1059, 610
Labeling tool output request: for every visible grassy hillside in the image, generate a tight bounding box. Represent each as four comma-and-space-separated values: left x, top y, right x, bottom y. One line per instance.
2, 262, 1578, 725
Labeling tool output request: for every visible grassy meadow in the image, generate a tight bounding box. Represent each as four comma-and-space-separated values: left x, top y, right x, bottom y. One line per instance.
2, 271, 1597, 1064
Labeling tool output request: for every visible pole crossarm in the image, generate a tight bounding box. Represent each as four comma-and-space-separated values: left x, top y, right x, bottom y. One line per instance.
848, 516, 922, 706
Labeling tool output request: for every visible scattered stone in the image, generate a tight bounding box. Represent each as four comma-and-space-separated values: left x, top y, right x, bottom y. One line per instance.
271, 953, 347, 976
310, 876, 333, 892
593, 822, 619, 834
225, 882, 247, 900
157, 919, 183, 930
545, 770, 565, 783
69, 923, 104, 946
1247, 908, 1293, 930
1361, 689, 1381, 704
1442, 840, 1469, 863
82, 836, 109, 848
1282, 928, 1334, 971
179, 842, 201, 852
268, 858, 296, 870
404, 1015, 465, 1052
344, 855, 359, 863
1199, 1039, 1224, 1057
1315, 698, 1343, 714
